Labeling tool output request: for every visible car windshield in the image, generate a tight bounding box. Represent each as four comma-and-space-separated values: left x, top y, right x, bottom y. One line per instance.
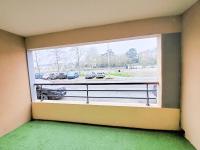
68, 72, 75, 75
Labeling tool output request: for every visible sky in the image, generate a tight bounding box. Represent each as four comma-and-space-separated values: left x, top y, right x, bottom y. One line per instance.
36, 36, 158, 54
33, 36, 158, 65
78, 37, 158, 54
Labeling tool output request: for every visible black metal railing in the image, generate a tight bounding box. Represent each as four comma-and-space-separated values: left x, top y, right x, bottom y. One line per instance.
34, 82, 159, 106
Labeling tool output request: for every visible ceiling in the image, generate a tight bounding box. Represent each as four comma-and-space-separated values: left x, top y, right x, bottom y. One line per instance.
0, 0, 197, 37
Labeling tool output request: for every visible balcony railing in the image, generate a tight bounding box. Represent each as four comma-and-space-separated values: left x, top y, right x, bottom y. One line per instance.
34, 82, 159, 106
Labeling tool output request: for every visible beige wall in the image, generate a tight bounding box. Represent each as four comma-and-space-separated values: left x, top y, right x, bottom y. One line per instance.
26, 16, 181, 49
26, 16, 182, 132
181, 1, 200, 150
32, 101, 180, 130
0, 30, 31, 137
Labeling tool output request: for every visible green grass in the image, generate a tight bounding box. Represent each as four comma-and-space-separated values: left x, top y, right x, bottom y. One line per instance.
79, 72, 85, 77
108, 71, 131, 77
0, 120, 195, 150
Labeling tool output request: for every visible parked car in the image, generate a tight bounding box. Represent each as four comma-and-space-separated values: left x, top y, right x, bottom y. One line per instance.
67, 71, 79, 79
42, 73, 50, 80
35, 73, 44, 79
57, 73, 67, 79
152, 84, 157, 97
48, 73, 57, 80
96, 72, 105, 79
74, 72, 79, 78
85, 72, 96, 79
36, 86, 66, 100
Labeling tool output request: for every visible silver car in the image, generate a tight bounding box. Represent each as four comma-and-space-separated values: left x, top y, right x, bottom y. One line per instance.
96, 72, 105, 79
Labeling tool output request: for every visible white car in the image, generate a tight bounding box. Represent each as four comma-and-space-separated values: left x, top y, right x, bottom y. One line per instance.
96, 72, 105, 79
42, 74, 49, 80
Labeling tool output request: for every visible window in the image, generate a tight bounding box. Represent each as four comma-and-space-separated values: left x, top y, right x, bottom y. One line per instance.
30, 35, 161, 106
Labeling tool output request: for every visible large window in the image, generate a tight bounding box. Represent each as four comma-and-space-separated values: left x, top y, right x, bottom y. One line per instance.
30, 35, 161, 106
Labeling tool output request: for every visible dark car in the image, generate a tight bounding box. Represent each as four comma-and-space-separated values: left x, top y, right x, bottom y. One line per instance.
85, 72, 96, 79
67, 71, 79, 79
57, 73, 67, 79
35, 73, 44, 79
36, 86, 66, 100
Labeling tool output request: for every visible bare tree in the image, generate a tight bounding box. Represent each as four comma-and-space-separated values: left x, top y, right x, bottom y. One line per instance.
84, 47, 99, 68
73, 47, 86, 73
35, 51, 41, 74
76, 47, 80, 69
55, 49, 60, 73
107, 44, 110, 69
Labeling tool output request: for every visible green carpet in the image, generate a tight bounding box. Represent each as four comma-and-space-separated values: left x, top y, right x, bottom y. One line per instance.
0, 120, 195, 150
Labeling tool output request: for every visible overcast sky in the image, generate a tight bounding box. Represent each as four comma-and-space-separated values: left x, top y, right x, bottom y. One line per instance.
33, 36, 158, 66
37, 36, 158, 54
78, 37, 158, 54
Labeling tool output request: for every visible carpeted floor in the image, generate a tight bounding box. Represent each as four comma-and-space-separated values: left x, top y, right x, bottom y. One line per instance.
0, 120, 196, 150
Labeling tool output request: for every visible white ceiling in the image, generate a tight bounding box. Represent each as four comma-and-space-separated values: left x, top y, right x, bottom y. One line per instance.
0, 0, 197, 37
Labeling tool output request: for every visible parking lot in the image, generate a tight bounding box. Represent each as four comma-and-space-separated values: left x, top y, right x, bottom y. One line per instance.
36, 75, 158, 105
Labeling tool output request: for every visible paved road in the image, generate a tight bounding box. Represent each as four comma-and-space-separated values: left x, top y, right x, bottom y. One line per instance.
35, 71, 158, 105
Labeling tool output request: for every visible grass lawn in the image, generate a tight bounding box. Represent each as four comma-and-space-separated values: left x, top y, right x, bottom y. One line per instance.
0, 120, 195, 150
108, 71, 131, 77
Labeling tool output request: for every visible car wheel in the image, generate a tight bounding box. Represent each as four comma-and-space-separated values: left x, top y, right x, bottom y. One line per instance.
41, 94, 48, 100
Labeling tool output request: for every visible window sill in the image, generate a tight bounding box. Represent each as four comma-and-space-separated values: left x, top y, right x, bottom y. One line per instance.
33, 99, 161, 108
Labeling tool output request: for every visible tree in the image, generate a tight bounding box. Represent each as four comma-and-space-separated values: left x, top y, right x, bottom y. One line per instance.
100, 49, 115, 68
72, 47, 86, 72
126, 48, 139, 64
34, 51, 41, 74
54, 49, 60, 73
138, 49, 157, 67
115, 54, 128, 67
84, 47, 99, 68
